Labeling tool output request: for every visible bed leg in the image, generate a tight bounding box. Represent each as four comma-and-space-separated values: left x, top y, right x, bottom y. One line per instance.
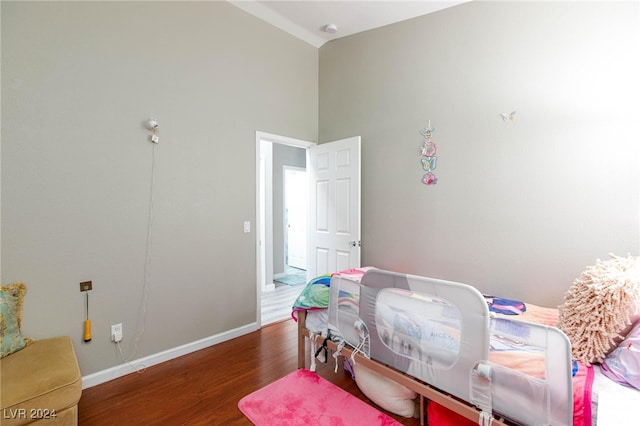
297, 310, 306, 369
420, 395, 425, 426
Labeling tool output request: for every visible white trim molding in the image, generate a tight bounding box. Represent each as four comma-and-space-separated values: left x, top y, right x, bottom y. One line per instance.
81, 322, 258, 389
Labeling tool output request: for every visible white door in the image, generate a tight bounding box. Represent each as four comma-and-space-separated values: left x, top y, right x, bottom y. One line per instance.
285, 167, 307, 270
307, 136, 361, 278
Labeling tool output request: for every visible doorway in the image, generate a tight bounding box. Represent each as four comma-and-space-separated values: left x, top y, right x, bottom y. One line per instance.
255, 132, 362, 326
256, 132, 314, 326
284, 166, 307, 271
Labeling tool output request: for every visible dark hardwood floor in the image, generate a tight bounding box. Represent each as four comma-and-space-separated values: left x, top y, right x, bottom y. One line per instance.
78, 319, 422, 425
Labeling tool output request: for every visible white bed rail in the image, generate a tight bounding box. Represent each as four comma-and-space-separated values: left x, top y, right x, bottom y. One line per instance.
327, 269, 573, 426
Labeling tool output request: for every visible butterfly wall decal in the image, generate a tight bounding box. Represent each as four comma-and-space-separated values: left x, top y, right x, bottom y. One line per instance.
500, 111, 517, 122
421, 156, 437, 172
420, 126, 436, 140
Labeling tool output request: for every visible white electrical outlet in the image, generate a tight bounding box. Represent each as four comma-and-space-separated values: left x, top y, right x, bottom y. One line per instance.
111, 323, 123, 343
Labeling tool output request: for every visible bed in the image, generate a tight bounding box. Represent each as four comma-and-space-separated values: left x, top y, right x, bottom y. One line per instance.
293, 267, 640, 426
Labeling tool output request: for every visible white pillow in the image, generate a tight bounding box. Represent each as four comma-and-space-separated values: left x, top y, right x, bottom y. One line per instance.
353, 361, 417, 418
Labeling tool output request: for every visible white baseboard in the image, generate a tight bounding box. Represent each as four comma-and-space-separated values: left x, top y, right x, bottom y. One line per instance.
262, 282, 276, 292
81, 322, 259, 389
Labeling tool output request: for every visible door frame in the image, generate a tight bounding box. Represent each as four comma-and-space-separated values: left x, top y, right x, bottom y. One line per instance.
255, 131, 315, 325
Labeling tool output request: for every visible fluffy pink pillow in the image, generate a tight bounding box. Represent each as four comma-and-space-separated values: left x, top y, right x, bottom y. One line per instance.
601, 321, 640, 390
558, 254, 640, 365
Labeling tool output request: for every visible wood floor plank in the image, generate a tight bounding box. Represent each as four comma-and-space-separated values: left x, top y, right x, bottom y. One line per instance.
78, 319, 422, 425
260, 284, 302, 325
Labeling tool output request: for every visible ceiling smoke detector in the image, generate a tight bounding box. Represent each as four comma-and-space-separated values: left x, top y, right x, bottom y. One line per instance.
323, 24, 338, 34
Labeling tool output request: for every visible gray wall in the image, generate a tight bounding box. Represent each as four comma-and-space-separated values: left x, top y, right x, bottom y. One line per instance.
272, 144, 306, 275
3, 0, 639, 380
1, 1, 317, 375
319, 1, 640, 306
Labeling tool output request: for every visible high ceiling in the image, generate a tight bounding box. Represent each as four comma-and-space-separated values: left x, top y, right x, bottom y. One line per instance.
229, 0, 471, 47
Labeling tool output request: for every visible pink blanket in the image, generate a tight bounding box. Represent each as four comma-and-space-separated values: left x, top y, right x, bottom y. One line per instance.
572, 361, 595, 426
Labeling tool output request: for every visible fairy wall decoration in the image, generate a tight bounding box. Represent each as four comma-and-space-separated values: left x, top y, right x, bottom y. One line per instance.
419, 121, 438, 185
